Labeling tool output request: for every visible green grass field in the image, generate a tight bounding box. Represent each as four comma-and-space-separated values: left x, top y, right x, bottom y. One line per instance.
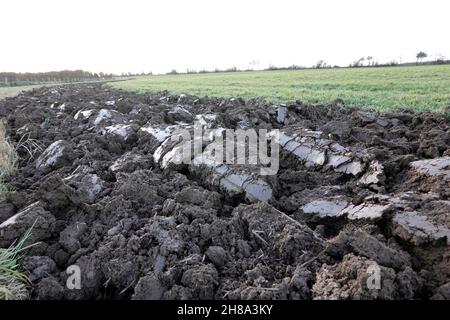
0, 85, 41, 100
111, 65, 450, 112
0, 79, 122, 101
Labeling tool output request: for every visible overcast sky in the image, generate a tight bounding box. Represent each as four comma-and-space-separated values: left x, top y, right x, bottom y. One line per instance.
1, 0, 449, 74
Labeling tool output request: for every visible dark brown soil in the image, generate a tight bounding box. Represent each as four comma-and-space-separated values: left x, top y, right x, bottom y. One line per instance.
0, 83, 449, 300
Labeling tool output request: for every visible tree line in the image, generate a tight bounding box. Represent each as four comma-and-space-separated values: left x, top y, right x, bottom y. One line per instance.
161, 51, 448, 75
0, 70, 114, 87
321, 51, 447, 69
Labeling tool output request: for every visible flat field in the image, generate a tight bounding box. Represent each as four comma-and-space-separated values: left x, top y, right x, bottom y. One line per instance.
110, 65, 450, 112
0, 85, 42, 100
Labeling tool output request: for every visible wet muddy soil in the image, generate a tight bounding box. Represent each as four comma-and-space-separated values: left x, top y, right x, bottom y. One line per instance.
0, 84, 449, 300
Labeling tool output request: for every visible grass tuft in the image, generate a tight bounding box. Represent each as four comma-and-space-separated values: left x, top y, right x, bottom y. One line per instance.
0, 120, 32, 300
0, 121, 17, 201
0, 224, 36, 300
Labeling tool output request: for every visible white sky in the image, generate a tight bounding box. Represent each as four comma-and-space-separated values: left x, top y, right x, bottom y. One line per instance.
1, 0, 449, 74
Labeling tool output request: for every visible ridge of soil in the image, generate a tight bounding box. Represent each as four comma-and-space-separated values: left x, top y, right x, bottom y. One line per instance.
0, 83, 449, 300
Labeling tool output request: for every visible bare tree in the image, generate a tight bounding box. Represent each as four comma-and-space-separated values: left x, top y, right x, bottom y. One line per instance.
351, 57, 365, 67
315, 60, 326, 69
435, 54, 446, 64
416, 51, 427, 65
